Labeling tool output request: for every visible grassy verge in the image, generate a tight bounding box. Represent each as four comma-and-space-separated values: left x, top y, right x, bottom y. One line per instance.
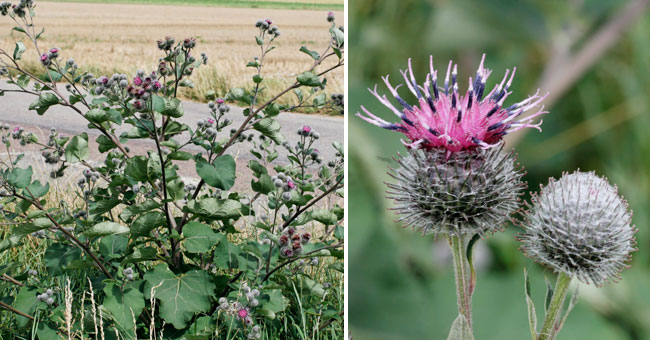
41, 0, 344, 11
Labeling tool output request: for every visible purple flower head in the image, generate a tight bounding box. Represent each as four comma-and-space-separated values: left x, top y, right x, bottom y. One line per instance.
302, 125, 311, 133
39, 54, 48, 62
238, 308, 248, 319
13, 126, 20, 133
99, 76, 109, 85
133, 77, 143, 86
265, 18, 272, 25
216, 98, 224, 104
207, 118, 215, 125
357, 54, 548, 153
153, 81, 162, 91
287, 179, 296, 189
49, 48, 59, 55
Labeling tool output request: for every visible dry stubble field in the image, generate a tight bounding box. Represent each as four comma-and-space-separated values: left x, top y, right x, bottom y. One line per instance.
0, 1, 343, 108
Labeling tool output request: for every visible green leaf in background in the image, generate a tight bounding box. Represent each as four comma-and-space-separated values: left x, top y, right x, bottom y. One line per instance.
182, 221, 221, 253
13, 41, 25, 60
446, 315, 474, 340
131, 211, 166, 237
99, 235, 128, 260
64, 134, 89, 163
7, 166, 32, 189
144, 264, 215, 329
258, 289, 288, 319
85, 108, 109, 124
83, 221, 129, 237
13, 286, 37, 327
226, 87, 252, 105
297, 71, 321, 87
524, 269, 538, 340
299, 46, 321, 60
162, 97, 184, 118
102, 283, 144, 336
28, 92, 58, 115
195, 155, 236, 190
253, 117, 285, 144
24, 180, 49, 199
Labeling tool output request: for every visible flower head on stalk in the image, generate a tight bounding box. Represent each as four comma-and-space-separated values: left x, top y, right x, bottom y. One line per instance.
356, 54, 548, 154
519, 171, 636, 286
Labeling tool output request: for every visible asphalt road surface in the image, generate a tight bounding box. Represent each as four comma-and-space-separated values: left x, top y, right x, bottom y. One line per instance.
0, 81, 344, 182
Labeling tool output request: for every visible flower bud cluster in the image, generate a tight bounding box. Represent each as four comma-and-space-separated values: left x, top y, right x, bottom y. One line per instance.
39, 47, 59, 66
255, 18, 280, 37
36, 288, 55, 305
30, 229, 46, 238
27, 269, 37, 276
157, 36, 176, 51
217, 282, 262, 339
278, 226, 311, 258
331, 93, 344, 114
0, 2, 10, 16
123, 267, 134, 281
126, 71, 162, 111
5, 0, 33, 17
5, 125, 35, 146
272, 172, 296, 201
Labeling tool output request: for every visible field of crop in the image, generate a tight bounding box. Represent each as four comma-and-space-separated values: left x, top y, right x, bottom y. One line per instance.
45, 0, 344, 11
0, 1, 343, 110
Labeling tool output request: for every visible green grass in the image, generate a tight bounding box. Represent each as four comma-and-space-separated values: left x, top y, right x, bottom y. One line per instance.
41, 0, 344, 11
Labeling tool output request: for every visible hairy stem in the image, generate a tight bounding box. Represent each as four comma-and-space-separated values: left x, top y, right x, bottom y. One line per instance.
538, 272, 572, 340
449, 234, 473, 332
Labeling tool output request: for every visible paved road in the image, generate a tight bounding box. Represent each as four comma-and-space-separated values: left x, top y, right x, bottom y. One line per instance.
0, 81, 344, 169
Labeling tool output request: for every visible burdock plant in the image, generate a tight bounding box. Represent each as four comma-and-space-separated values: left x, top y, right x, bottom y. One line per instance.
357, 54, 547, 337
519, 171, 636, 340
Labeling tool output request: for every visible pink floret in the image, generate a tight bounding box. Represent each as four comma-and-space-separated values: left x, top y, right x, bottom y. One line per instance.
357, 54, 548, 153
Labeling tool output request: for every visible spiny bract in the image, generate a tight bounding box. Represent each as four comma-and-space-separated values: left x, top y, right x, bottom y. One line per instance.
387, 143, 525, 237
519, 171, 636, 286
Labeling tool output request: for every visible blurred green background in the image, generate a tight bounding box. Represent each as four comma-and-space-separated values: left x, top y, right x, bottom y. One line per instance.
348, 0, 650, 339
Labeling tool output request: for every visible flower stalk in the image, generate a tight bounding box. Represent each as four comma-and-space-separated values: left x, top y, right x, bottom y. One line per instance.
538, 272, 572, 340
449, 234, 473, 333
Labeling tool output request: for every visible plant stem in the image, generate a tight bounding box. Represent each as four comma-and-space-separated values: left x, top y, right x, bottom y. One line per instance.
538, 272, 572, 340
449, 234, 473, 331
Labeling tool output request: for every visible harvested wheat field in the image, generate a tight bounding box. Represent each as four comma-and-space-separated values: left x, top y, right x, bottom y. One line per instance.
0, 1, 343, 109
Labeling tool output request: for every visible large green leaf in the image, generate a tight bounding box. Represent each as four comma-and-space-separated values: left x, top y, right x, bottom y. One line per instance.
14, 286, 37, 327
13, 41, 26, 60
144, 264, 215, 329
187, 198, 244, 220
6, 166, 32, 189
131, 211, 166, 237
161, 97, 184, 118
102, 283, 144, 337
64, 134, 89, 163
297, 71, 322, 87
99, 235, 128, 260
195, 155, 236, 190
83, 221, 129, 237
182, 221, 221, 253
44, 243, 81, 276
24, 180, 49, 199
253, 117, 285, 144
125, 156, 149, 182
28, 92, 59, 115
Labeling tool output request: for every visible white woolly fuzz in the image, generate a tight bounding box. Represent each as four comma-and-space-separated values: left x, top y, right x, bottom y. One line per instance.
520, 171, 636, 286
